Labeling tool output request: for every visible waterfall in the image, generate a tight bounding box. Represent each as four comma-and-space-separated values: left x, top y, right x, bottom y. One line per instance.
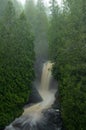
23, 61, 56, 118
40, 61, 54, 91
5, 61, 61, 130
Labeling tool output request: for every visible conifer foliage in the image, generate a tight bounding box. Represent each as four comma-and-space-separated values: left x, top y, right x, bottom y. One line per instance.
49, 0, 86, 130
0, 1, 35, 129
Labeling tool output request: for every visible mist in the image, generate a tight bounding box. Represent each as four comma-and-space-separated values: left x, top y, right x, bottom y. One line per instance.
0, 0, 86, 130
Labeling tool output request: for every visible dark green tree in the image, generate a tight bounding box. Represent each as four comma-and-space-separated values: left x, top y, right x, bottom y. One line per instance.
49, 0, 86, 130
0, 1, 35, 129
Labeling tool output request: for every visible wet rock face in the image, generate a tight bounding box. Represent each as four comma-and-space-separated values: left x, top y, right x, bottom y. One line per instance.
52, 90, 60, 109
43, 109, 62, 129
5, 61, 63, 130
26, 85, 43, 105
5, 109, 63, 130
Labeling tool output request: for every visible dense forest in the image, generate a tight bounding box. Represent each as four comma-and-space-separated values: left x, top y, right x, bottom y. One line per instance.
49, 0, 86, 130
0, 0, 35, 129
0, 0, 86, 130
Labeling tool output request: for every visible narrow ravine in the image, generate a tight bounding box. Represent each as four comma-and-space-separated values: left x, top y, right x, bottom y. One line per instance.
5, 61, 62, 130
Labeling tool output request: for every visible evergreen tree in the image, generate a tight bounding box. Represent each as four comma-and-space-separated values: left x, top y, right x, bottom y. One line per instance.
0, 1, 35, 129
49, 0, 86, 130
0, 0, 22, 19
25, 0, 36, 30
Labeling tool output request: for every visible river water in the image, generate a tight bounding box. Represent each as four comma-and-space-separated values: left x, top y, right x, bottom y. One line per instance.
5, 61, 62, 130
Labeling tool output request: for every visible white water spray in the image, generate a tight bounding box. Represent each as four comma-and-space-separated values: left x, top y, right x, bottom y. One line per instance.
5, 61, 58, 130
23, 61, 56, 123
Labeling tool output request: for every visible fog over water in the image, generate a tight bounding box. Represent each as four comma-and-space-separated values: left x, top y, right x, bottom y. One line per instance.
5, 62, 60, 130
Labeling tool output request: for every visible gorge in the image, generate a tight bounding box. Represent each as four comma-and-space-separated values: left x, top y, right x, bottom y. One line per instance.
5, 61, 62, 130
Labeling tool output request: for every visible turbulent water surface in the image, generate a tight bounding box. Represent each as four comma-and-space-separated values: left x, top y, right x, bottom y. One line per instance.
5, 61, 62, 130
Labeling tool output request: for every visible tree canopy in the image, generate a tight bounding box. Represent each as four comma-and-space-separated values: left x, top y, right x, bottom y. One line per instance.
49, 0, 86, 130
0, 1, 35, 129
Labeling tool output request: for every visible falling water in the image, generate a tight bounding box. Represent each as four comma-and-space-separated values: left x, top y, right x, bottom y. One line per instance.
40, 62, 54, 91
5, 61, 61, 130
23, 61, 56, 121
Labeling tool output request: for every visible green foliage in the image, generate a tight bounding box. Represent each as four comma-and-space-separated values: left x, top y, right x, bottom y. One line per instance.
0, 0, 22, 19
49, 0, 86, 130
0, 1, 35, 129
